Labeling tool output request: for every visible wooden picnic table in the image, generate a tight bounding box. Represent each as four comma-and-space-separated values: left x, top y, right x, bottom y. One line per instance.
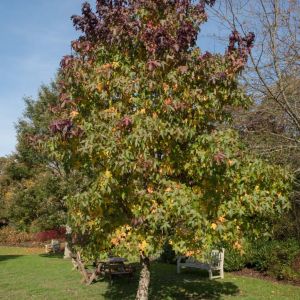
100, 257, 134, 283
84, 257, 134, 285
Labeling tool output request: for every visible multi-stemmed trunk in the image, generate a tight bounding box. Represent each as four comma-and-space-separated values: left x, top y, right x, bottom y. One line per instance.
135, 253, 150, 300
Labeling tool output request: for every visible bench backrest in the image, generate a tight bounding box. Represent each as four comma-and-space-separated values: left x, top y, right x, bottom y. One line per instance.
185, 248, 224, 266
210, 248, 224, 268
186, 257, 198, 264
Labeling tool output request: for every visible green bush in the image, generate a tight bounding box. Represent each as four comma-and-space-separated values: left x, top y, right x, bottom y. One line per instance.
224, 239, 300, 281
249, 239, 300, 280
224, 248, 248, 272
160, 242, 177, 264
247, 241, 270, 271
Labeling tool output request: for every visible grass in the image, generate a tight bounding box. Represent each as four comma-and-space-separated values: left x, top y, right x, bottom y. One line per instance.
1, 247, 300, 299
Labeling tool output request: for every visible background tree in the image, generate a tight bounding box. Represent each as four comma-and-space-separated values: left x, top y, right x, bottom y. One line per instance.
48, 1, 291, 298
208, 0, 300, 238
0, 156, 14, 225
0, 84, 68, 232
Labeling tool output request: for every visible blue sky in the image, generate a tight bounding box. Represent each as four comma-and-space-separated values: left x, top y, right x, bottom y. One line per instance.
0, 1, 226, 157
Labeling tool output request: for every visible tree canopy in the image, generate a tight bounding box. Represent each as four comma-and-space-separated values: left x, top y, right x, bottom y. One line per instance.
45, 1, 291, 298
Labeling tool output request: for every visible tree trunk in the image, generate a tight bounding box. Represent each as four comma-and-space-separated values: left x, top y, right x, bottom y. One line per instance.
76, 251, 90, 284
136, 254, 150, 300
64, 242, 72, 259
64, 225, 73, 259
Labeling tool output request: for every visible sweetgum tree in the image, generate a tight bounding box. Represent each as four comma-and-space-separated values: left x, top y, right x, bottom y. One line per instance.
48, 1, 291, 298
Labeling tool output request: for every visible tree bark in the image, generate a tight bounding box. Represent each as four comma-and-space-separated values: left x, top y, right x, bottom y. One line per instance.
135, 254, 150, 300
64, 225, 73, 259
76, 251, 90, 284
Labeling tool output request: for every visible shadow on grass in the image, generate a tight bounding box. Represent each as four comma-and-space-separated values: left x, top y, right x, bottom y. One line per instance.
103, 262, 239, 300
0, 255, 23, 262
39, 253, 64, 259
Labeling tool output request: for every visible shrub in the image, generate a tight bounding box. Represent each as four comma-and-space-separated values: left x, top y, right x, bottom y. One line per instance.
35, 227, 66, 242
249, 239, 300, 280
0, 226, 34, 245
223, 238, 300, 281
224, 248, 248, 272
247, 241, 270, 271
160, 242, 177, 264
0, 226, 66, 245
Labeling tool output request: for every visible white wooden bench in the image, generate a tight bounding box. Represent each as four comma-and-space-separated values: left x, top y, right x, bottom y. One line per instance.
177, 248, 225, 279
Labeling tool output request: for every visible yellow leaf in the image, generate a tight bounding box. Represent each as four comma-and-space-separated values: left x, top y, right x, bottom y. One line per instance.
136, 108, 146, 115
97, 82, 104, 92
139, 240, 149, 251
147, 186, 154, 194
87, 220, 95, 228
163, 83, 169, 92
104, 170, 112, 178
125, 225, 132, 231
211, 223, 217, 230
234, 241, 242, 250
228, 159, 234, 166
111, 61, 120, 69
185, 250, 195, 256
102, 63, 112, 69
104, 150, 110, 157
70, 110, 79, 118
218, 216, 226, 223
111, 237, 119, 246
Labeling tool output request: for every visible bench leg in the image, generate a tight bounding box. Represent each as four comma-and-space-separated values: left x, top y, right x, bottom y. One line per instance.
177, 264, 181, 274
209, 269, 224, 280
208, 269, 213, 280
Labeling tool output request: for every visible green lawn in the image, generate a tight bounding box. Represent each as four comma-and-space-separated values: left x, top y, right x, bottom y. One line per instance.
1, 247, 300, 300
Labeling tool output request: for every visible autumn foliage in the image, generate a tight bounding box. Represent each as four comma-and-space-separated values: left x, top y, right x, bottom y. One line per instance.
47, 0, 290, 276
